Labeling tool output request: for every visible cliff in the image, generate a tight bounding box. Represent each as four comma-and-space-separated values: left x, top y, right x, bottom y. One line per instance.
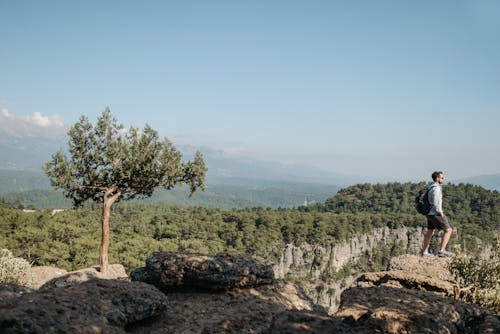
273, 226, 425, 313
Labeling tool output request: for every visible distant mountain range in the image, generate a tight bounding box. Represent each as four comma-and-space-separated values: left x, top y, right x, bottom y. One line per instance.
0, 131, 344, 208
0, 130, 498, 210
453, 174, 500, 192
0, 130, 372, 186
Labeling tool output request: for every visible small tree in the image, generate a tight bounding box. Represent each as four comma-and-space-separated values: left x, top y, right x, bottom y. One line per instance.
44, 108, 206, 272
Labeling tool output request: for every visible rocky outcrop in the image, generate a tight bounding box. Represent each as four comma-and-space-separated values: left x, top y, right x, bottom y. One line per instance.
0, 279, 168, 334
40, 264, 128, 289
4, 252, 497, 333
274, 226, 424, 279
20, 264, 127, 290
388, 253, 454, 282
356, 270, 456, 297
20, 266, 67, 289
127, 252, 498, 333
131, 252, 274, 291
127, 281, 319, 333
273, 226, 425, 313
335, 284, 498, 334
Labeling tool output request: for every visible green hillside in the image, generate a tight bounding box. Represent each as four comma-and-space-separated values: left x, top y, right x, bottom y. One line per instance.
1, 183, 497, 273
308, 182, 499, 243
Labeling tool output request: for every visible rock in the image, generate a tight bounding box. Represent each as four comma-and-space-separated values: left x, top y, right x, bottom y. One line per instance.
0, 284, 32, 308
356, 270, 457, 297
267, 310, 375, 334
388, 254, 454, 282
0, 279, 168, 334
131, 252, 274, 291
335, 285, 499, 334
40, 264, 128, 290
127, 281, 317, 334
19, 266, 68, 289
128, 252, 498, 333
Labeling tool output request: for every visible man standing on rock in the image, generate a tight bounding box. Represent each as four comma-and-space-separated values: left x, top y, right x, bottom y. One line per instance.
421, 171, 454, 257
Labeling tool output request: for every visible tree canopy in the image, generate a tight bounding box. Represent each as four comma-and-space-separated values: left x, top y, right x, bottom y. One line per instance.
43, 108, 206, 271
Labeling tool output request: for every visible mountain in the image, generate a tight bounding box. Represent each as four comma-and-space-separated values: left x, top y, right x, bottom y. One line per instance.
452, 174, 500, 192
0, 129, 371, 186
0, 130, 348, 209
0, 169, 340, 209
0, 134, 65, 171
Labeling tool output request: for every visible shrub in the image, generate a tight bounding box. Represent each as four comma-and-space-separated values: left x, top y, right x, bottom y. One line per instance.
0, 249, 31, 285
449, 240, 500, 313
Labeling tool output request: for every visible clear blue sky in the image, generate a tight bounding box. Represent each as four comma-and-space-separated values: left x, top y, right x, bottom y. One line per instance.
1, 0, 499, 180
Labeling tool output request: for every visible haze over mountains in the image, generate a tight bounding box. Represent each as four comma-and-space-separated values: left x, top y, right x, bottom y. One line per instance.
0, 129, 377, 186
0, 129, 499, 209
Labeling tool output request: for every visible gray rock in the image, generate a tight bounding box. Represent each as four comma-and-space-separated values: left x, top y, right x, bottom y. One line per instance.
335, 285, 499, 334
0, 279, 168, 334
40, 264, 128, 290
0, 284, 32, 309
131, 252, 274, 291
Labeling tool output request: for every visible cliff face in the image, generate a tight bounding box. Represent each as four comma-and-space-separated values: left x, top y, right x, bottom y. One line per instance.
273, 226, 425, 313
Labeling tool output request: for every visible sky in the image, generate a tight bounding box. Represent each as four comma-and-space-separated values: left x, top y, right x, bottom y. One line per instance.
1, 0, 499, 181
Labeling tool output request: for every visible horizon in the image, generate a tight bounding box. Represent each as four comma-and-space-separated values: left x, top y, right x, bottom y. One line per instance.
1, 1, 500, 181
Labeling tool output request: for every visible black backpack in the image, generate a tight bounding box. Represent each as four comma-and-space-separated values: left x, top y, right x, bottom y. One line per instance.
415, 187, 432, 215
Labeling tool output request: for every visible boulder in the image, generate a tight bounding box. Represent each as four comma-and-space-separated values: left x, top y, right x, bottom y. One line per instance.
126, 281, 318, 334
267, 310, 374, 334
335, 285, 499, 334
20, 266, 68, 289
131, 252, 274, 291
356, 270, 457, 297
40, 264, 128, 290
0, 279, 168, 334
0, 284, 32, 308
388, 254, 454, 282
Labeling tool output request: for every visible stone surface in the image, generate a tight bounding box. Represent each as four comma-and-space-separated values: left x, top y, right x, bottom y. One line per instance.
388, 253, 454, 282
356, 270, 457, 297
19, 266, 68, 289
0, 284, 32, 309
335, 285, 499, 334
40, 264, 128, 290
127, 281, 318, 334
0, 279, 168, 334
131, 252, 274, 291
128, 253, 498, 333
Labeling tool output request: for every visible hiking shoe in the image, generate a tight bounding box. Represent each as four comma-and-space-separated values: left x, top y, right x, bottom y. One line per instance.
421, 251, 433, 257
438, 250, 454, 257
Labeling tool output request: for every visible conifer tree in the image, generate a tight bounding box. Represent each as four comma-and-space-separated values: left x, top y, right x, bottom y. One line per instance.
44, 108, 206, 272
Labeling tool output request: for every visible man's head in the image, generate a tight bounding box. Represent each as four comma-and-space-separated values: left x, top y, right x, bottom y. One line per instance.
432, 171, 445, 184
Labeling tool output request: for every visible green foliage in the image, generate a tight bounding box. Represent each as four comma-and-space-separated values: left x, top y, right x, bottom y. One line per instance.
0, 249, 31, 285
315, 182, 499, 246
44, 108, 206, 206
0, 182, 497, 276
449, 241, 500, 313
42, 109, 207, 271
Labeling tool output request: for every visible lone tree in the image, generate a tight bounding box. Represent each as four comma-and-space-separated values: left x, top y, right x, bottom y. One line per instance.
44, 108, 206, 273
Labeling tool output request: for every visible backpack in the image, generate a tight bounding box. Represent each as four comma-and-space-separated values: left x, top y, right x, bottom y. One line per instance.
415, 187, 432, 215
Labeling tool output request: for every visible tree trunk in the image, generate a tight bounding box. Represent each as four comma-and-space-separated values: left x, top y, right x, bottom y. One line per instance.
100, 198, 111, 273
100, 190, 120, 273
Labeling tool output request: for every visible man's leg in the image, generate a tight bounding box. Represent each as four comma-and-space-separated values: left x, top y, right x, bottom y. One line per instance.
440, 227, 452, 251
422, 229, 435, 253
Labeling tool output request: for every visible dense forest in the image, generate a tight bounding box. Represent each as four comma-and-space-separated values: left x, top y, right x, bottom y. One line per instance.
306, 182, 499, 243
1, 183, 498, 273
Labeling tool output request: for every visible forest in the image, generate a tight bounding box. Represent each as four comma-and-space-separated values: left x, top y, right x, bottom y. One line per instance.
1, 182, 498, 273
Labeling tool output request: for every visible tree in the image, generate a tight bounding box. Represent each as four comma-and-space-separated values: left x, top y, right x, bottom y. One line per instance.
44, 108, 206, 272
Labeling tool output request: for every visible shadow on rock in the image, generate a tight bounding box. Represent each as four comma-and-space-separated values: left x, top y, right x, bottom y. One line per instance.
0, 279, 167, 334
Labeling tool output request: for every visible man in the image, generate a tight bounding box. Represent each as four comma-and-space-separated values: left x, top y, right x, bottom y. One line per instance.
421, 171, 454, 257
